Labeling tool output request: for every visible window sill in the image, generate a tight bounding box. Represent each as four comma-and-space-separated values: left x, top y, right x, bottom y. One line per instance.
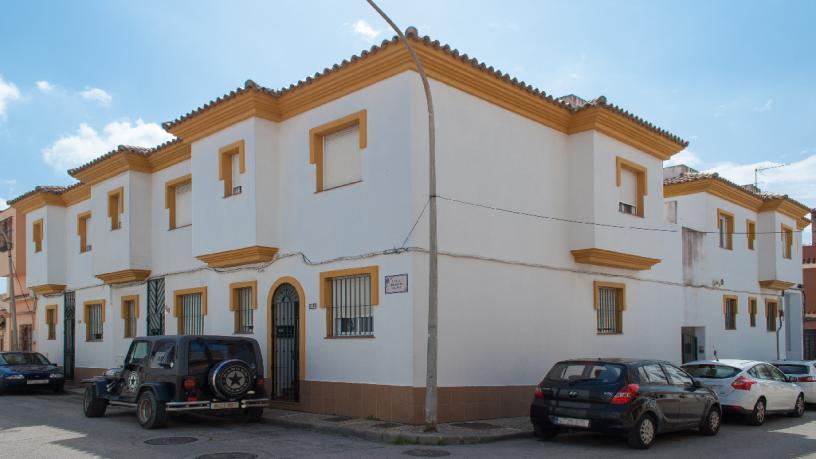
223, 193, 243, 199
324, 335, 375, 339
617, 211, 644, 218
86, 339, 103, 343
316, 180, 362, 194
597, 332, 623, 336
169, 224, 192, 231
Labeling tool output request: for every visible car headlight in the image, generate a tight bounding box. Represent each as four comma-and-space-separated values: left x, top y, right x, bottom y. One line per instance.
6, 374, 24, 380
49, 373, 64, 379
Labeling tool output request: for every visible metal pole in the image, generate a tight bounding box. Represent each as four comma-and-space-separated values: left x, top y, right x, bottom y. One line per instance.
7, 251, 18, 351
364, 0, 439, 430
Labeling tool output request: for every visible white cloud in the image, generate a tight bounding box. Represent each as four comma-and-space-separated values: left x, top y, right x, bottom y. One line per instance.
706, 155, 816, 206
351, 19, 381, 42
36, 80, 54, 92
79, 87, 112, 107
803, 226, 812, 245
664, 149, 703, 168
0, 75, 21, 121
756, 98, 773, 111
41, 119, 174, 172
0, 197, 6, 210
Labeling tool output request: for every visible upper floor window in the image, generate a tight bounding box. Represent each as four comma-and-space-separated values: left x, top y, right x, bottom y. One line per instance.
717, 209, 734, 250
77, 211, 91, 253
107, 187, 124, 230
615, 157, 646, 218
84, 300, 105, 342
309, 110, 367, 192
723, 295, 737, 330
230, 281, 257, 334
594, 281, 625, 334
320, 265, 378, 337
32, 218, 43, 253
766, 300, 779, 331
781, 224, 793, 259
746, 220, 756, 250
218, 140, 245, 198
165, 175, 192, 229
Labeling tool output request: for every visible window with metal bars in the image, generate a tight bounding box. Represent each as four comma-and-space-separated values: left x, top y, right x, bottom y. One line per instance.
123, 299, 137, 338
330, 274, 373, 336
596, 286, 623, 334
749, 298, 757, 327
724, 297, 737, 330
178, 293, 204, 335
86, 303, 103, 341
46, 308, 57, 340
234, 287, 254, 334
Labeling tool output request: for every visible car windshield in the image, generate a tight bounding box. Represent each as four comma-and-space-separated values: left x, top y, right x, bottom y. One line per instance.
0, 353, 50, 366
682, 364, 741, 379
774, 364, 810, 375
188, 339, 257, 373
546, 362, 625, 384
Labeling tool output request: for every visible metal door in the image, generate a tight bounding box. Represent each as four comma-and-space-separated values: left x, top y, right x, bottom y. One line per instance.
63, 291, 75, 380
682, 333, 698, 364
272, 283, 299, 402
146, 278, 165, 336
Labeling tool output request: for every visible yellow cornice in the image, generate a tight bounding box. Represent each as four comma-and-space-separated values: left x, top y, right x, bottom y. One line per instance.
29, 284, 67, 296
760, 198, 812, 223
62, 185, 91, 206
664, 178, 764, 211
196, 245, 279, 268
95, 269, 151, 285
759, 280, 796, 291
165, 42, 685, 160
149, 141, 191, 171
71, 151, 152, 185
571, 248, 661, 271
12, 191, 64, 215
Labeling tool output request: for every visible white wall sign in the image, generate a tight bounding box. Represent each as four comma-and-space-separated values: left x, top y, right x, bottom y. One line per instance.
385, 274, 408, 294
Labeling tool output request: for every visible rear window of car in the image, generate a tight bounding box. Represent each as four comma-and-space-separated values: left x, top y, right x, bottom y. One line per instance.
546, 362, 625, 384
682, 364, 741, 379
188, 339, 257, 372
0, 353, 50, 365
774, 364, 810, 375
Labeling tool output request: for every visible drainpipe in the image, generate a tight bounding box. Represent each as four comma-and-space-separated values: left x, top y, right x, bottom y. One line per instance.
777, 290, 785, 360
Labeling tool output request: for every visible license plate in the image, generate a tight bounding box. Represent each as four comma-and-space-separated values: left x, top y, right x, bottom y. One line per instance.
26, 380, 49, 385
552, 416, 590, 428
211, 401, 239, 409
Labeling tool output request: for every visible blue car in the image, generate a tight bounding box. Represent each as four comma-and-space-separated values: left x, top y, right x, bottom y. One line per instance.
0, 352, 65, 394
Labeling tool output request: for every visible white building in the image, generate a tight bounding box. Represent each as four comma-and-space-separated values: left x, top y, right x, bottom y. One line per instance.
9, 33, 810, 424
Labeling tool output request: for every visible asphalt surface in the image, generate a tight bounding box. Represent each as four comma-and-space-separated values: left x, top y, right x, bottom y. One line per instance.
1, 389, 815, 458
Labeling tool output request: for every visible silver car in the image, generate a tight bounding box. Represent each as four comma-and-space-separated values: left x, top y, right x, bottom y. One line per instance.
682, 359, 805, 425
771, 360, 816, 403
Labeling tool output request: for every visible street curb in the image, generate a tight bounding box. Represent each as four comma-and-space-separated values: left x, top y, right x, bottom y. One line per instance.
261, 414, 533, 445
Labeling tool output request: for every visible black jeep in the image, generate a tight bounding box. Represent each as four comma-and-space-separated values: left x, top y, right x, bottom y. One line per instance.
82, 335, 269, 429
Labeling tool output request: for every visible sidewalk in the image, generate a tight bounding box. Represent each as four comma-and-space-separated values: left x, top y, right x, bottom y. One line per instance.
262, 408, 533, 445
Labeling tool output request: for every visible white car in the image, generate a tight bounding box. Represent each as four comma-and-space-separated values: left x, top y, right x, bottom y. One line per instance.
771, 360, 816, 403
682, 359, 805, 425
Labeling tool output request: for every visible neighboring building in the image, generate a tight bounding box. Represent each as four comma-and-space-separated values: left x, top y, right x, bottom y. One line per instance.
804, 210, 816, 359
8, 32, 811, 423
0, 206, 37, 351
665, 166, 810, 362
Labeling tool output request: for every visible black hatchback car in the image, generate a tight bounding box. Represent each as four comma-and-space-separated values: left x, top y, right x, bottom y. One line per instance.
530, 358, 721, 449
83, 335, 268, 429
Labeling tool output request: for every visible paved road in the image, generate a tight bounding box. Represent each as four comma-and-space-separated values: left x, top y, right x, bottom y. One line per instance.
1, 390, 816, 458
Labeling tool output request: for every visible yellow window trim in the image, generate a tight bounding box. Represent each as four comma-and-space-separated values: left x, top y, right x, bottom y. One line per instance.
107, 187, 124, 230
164, 174, 192, 230
717, 209, 734, 250
32, 218, 43, 253
765, 298, 779, 331
267, 276, 307, 382
781, 223, 793, 259
592, 281, 627, 311
229, 280, 258, 311
218, 140, 245, 197
173, 287, 208, 317
121, 295, 140, 320
615, 157, 648, 218
309, 110, 367, 193
722, 295, 738, 314
748, 297, 758, 327
83, 299, 106, 342
746, 219, 756, 250
319, 265, 379, 309
77, 211, 91, 253
45, 304, 58, 340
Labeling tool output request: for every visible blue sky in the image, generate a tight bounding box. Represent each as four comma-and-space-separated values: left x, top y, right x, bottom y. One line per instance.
0, 0, 814, 231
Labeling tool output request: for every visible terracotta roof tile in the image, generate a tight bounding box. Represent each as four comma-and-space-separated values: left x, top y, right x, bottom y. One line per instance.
663, 171, 810, 210
7, 185, 68, 205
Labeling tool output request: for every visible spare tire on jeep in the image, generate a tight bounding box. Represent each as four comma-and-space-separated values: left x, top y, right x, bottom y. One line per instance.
209, 359, 253, 400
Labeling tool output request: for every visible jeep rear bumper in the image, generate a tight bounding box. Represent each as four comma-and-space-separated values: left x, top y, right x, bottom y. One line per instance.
165, 398, 269, 412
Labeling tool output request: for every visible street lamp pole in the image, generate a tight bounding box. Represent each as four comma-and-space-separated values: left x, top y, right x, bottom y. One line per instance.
365, 0, 439, 430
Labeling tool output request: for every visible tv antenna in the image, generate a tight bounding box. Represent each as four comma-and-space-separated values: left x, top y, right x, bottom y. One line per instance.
754, 163, 788, 189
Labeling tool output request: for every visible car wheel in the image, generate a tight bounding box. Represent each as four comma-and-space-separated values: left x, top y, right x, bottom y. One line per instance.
83, 385, 108, 418
627, 414, 656, 449
789, 394, 806, 418
241, 407, 264, 423
699, 407, 721, 436
533, 423, 557, 440
746, 398, 766, 426
136, 390, 168, 429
